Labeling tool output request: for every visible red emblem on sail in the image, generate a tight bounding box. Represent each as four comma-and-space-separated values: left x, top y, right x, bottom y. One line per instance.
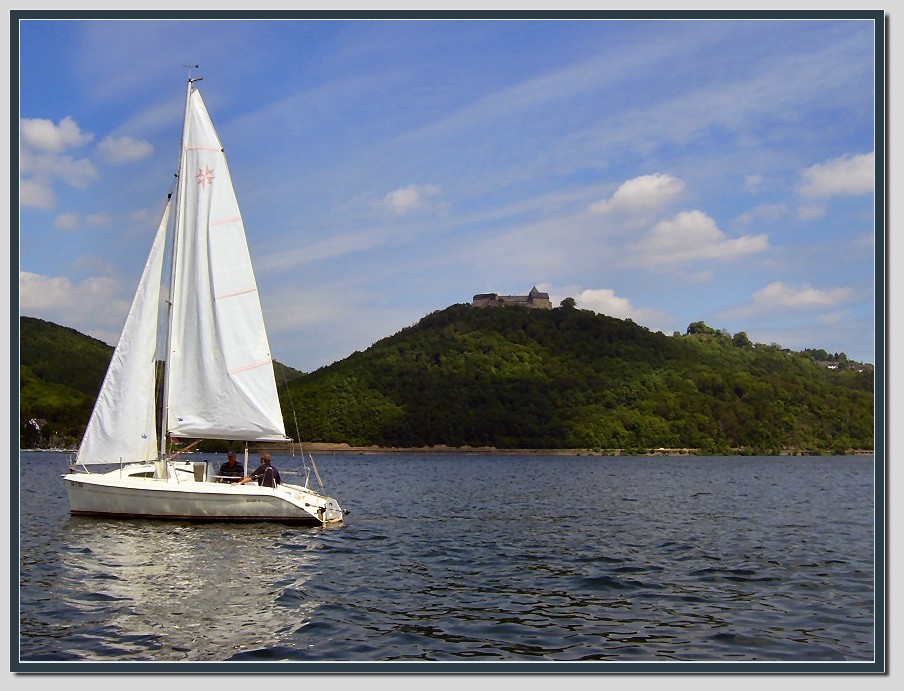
197, 165, 215, 187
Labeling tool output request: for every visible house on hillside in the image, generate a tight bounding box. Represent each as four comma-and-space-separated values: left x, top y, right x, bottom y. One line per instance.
472, 286, 552, 310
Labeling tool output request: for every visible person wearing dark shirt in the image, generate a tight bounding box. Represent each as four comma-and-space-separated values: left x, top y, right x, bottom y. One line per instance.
218, 453, 243, 483
239, 453, 281, 488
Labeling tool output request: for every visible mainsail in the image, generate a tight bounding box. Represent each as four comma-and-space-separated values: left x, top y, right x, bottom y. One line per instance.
165, 86, 287, 442
78, 83, 287, 465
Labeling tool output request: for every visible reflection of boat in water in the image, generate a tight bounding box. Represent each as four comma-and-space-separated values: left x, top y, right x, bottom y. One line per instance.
63, 71, 345, 525
60, 517, 322, 660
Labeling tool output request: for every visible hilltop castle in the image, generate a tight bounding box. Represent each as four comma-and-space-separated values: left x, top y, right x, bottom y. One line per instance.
472, 286, 552, 310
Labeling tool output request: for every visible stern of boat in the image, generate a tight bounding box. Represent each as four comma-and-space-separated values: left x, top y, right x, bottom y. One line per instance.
280, 482, 347, 525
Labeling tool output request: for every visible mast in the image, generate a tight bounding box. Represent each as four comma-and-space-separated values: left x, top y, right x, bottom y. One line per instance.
158, 71, 203, 459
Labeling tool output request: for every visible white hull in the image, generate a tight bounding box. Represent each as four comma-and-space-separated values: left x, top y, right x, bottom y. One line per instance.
63, 461, 345, 525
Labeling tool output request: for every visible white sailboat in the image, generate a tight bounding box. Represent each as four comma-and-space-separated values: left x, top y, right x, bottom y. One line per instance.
63, 75, 346, 525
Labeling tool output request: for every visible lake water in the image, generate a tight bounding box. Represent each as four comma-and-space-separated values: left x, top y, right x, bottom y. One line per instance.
15, 451, 878, 672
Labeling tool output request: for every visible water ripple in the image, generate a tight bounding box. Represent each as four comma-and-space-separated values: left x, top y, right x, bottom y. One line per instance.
18, 452, 875, 664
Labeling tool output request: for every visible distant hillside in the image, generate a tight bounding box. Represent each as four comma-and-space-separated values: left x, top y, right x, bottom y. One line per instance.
17, 316, 305, 449
283, 304, 874, 454
19, 316, 114, 447
18, 309, 874, 454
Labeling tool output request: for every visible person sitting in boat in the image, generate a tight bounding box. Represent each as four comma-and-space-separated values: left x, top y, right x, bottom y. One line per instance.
217, 453, 244, 483
239, 453, 281, 488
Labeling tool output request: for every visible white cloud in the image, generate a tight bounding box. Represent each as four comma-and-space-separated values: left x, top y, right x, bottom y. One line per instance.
753, 281, 852, 309
20, 116, 93, 153
19, 178, 55, 209
19, 271, 130, 343
629, 210, 769, 267
97, 135, 153, 164
796, 152, 874, 199
19, 115, 99, 209
577, 288, 635, 317
383, 184, 440, 215
589, 173, 684, 215
54, 213, 79, 231
716, 281, 857, 327
20, 271, 111, 310
576, 287, 674, 332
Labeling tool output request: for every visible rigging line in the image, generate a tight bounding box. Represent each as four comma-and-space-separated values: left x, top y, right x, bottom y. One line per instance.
308, 452, 324, 492
276, 360, 324, 492
278, 364, 303, 459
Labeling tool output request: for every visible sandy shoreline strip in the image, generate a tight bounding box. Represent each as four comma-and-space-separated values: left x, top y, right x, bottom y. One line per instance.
264, 442, 873, 457
290, 443, 698, 456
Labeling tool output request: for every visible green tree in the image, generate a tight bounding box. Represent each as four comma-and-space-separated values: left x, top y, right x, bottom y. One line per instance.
687, 320, 718, 335
732, 331, 753, 348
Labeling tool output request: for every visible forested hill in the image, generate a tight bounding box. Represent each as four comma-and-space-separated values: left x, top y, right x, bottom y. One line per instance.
19, 308, 874, 454
284, 304, 874, 454
19, 316, 114, 447
17, 316, 304, 448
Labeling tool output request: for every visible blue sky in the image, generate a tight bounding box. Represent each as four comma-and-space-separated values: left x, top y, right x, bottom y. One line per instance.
16, 14, 881, 373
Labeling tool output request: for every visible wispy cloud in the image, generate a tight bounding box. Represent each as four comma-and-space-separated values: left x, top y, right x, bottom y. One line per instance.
745, 174, 765, 193
97, 135, 154, 164
86, 213, 112, 226
383, 184, 440, 215
256, 227, 390, 273
53, 213, 79, 231
753, 281, 852, 309
732, 203, 788, 228
717, 280, 856, 326
818, 309, 850, 326
262, 278, 420, 371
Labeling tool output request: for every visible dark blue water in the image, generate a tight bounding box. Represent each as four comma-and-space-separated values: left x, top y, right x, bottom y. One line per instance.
16, 451, 876, 669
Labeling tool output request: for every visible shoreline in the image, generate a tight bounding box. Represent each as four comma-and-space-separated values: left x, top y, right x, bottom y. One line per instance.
280, 442, 874, 457
21, 444, 875, 458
